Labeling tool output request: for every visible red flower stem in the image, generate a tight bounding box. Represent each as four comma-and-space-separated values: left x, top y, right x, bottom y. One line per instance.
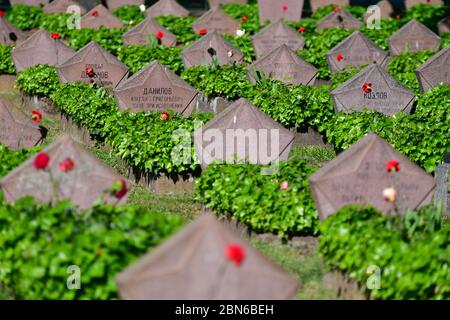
47, 168, 59, 205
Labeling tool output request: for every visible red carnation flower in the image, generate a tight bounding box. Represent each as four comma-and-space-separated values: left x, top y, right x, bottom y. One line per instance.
160, 111, 170, 121
198, 28, 207, 35
336, 52, 343, 62
242, 16, 248, 22
31, 110, 42, 123
115, 179, 128, 199
0, 11, 5, 17
59, 158, 75, 173
362, 82, 372, 94
281, 5, 288, 11
50, 33, 61, 39
156, 31, 164, 39
85, 66, 95, 78
333, 7, 340, 13
386, 160, 400, 173
225, 243, 245, 266
34, 152, 49, 170
92, 10, 99, 17
298, 27, 306, 33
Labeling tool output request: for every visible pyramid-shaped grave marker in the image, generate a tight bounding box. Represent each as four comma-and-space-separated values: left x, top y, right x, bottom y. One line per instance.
0, 99, 46, 150
310, 0, 348, 11
0, 135, 128, 209
247, 44, 317, 85
80, 5, 124, 29
258, 0, 304, 25
331, 64, 415, 116
252, 20, 305, 59
416, 45, 450, 92
113, 60, 198, 115
194, 98, 295, 168
316, 7, 362, 31
327, 31, 388, 72
43, 0, 86, 14
12, 29, 75, 72
10, 0, 48, 6
182, 31, 244, 68
389, 19, 441, 55
192, 7, 240, 36
146, 0, 189, 18
122, 18, 177, 47
117, 215, 299, 300
106, 0, 144, 11
56, 41, 129, 88
0, 15, 26, 46
208, 0, 247, 8
406, 0, 443, 9
309, 133, 436, 220
438, 16, 450, 35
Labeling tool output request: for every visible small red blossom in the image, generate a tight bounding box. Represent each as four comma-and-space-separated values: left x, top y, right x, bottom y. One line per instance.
333, 7, 340, 13
160, 111, 170, 121
92, 10, 99, 17
242, 16, 248, 22
31, 110, 42, 123
395, 15, 401, 20
59, 158, 75, 173
336, 52, 343, 62
280, 181, 289, 190
362, 82, 372, 94
281, 5, 288, 11
386, 160, 400, 173
198, 28, 207, 35
156, 31, 164, 39
34, 152, 49, 170
297, 27, 306, 33
115, 179, 128, 199
0, 11, 5, 17
85, 66, 95, 78
50, 33, 61, 39
225, 244, 245, 266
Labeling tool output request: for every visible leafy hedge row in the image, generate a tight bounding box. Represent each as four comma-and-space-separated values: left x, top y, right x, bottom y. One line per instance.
0, 45, 15, 75
195, 157, 318, 237
0, 196, 184, 299
319, 205, 450, 300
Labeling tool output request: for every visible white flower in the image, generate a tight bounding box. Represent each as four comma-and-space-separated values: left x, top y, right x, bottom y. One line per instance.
227, 50, 234, 57
383, 187, 397, 203
236, 29, 245, 37
139, 4, 146, 12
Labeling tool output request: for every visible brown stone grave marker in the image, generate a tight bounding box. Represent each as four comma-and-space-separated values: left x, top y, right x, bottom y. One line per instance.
116, 215, 299, 300
310, 0, 348, 11
146, 0, 189, 18
43, 0, 86, 14
122, 17, 177, 46
194, 98, 295, 168
389, 19, 441, 55
405, 0, 443, 9
252, 19, 305, 59
182, 31, 244, 68
309, 132, 436, 220
80, 4, 124, 29
208, 0, 247, 8
327, 31, 389, 72
247, 44, 317, 85
258, 0, 304, 25
0, 16, 26, 46
12, 29, 75, 72
192, 7, 240, 36
0, 99, 46, 150
113, 60, 198, 115
415, 44, 450, 92
10, 0, 49, 6
331, 64, 416, 116
56, 41, 129, 88
106, 0, 144, 11
438, 16, 450, 35
0, 135, 128, 209
316, 7, 362, 31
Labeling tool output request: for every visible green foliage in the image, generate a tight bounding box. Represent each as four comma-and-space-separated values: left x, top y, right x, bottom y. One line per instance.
319, 205, 450, 300
5, 4, 43, 30
221, 3, 261, 35
16, 64, 59, 96
330, 65, 364, 89
196, 158, 319, 237
113, 5, 145, 26
39, 13, 72, 38
0, 45, 15, 75
388, 50, 435, 94
441, 32, 450, 48
360, 19, 404, 51
66, 28, 124, 56
117, 45, 184, 74
0, 144, 41, 178
0, 197, 184, 299
155, 16, 200, 46
405, 4, 450, 33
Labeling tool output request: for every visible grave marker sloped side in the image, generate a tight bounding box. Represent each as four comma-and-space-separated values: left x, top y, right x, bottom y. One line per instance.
415, 45, 450, 92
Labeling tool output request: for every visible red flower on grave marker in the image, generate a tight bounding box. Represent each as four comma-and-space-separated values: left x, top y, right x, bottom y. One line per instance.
92, 10, 99, 17
59, 158, 75, 173
160, 111, 170, 121
282, 5, 288, 11
336, 52, 343, 62
31, 110, 42, 123
50, 33, 61, 39
114, 179, 128, 199
0, 11, 5, 17
85, 66, 95, 78
242, 16, 248, 22
280, 181, 289, 190
34, 152, 49, 170
298, 27, 306, 33
362, 82, 372, 93
156, 31, 164, 39
198, 28, 207, 35
225, 243, 245, 266
386, 160, 400, 173
395, 15, 401, 20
